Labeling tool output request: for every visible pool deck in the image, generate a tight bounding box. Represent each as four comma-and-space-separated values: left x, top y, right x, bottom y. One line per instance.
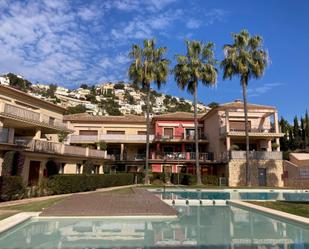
40, 188, 177, 217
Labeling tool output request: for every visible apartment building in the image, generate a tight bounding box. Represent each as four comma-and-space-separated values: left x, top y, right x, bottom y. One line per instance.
65, 113, 149, 172
63, 100, 285, 187
149, 112, 222, 175
0, 85, 106, 186
202, 100, 284, 186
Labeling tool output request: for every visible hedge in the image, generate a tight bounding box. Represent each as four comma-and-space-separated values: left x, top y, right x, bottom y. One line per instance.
171, 173, 197, 185
202, 175, 219, 185
0, 176, 26, 201
47, 173, 135, 195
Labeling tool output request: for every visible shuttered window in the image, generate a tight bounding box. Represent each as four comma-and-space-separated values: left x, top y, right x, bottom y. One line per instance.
230, 121, 251, 131
106, 130, 125, 134
79, 130, 98, 135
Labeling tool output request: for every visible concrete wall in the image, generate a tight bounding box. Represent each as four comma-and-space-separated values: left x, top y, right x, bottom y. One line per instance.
228, 159, 284, 187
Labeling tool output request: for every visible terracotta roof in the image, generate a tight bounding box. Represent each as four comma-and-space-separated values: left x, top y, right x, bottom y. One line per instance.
0, 84, 67, 113
64, 113, 146, 123
152, 112, 205, 121
201, 100, 276, 120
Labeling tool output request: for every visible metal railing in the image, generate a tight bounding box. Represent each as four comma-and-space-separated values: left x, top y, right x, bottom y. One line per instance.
155, 152, 214, 161
229, 150, 283, 160
155, 133, 207, 141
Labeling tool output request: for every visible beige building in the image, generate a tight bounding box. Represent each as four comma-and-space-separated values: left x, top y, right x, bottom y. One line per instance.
65, 113, 149, 172
201, 100, 284, 187
0, 85, 106, 186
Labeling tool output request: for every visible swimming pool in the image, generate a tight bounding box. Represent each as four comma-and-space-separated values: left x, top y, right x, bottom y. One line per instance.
150, 189, 309, 201
0, 205, 308, 248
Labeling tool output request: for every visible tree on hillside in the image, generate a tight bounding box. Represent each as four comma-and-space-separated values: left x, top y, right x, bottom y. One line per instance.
221, 30, 268, 186
6, 73, 32, 92
80, 84, 88, 89
128, 39, 170, 184
174, 40, 217, 185
65, 104, 87, 115
208, 102, 219, 108
47, 84, 57, 98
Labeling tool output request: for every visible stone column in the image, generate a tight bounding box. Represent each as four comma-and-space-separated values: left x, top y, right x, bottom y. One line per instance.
225, 110, 230, 132
120, 143, 124, 160
0, 155, 3, 176
226, 137, 231, 151
275, 138, 280, 151
267, 140, 272, 152
274, 112, 279, 133
99, 165, 104, 174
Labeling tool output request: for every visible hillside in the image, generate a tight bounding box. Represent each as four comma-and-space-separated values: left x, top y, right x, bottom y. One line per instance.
0, 73, 209, 116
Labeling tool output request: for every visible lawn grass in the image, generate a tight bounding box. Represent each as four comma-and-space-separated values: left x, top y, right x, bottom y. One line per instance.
249, 201, 309, 218
0, 197, 64, 220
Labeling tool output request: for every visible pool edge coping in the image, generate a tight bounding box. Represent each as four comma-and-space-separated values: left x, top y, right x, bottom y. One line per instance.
228, 200, 309, 226
0, 212, 41, 234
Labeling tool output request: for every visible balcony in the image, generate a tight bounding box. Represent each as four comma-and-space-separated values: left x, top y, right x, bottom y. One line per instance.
219, 126, 283, 138
151, 152, 214, 161
229, 150, 283, 160
100, 134, 154, 143
22, 139, 106, 159
155, 133, 207, 142
0, 103, 68, 131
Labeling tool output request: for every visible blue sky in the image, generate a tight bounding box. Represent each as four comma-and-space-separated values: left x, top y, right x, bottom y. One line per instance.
0, 0, 308, 121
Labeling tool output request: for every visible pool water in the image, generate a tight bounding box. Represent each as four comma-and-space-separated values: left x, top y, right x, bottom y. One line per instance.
154, 190, 309, 201
0, 205, 308, 248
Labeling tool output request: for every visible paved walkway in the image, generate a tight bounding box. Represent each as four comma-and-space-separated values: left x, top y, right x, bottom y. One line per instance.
0, 184, 139, 208
40, 188, 177, 217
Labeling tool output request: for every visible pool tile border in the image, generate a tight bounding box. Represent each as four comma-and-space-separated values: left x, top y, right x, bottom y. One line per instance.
228, 200, 309, 226
0, 212, 41, 234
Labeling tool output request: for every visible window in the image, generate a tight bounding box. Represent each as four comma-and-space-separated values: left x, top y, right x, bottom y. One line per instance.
300, 167, 309, 178
137, 131, 146, 135
79, 130, 98, 135
106, 130, 125, 134
49, 117, 55, 125
230, 121, 251, 132
163, 128, 173, 138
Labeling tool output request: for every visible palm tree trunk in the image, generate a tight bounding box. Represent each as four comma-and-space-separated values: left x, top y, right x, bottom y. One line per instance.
242, 81, 251, 186
145, 84, 151, 185
194, 81, 202, 185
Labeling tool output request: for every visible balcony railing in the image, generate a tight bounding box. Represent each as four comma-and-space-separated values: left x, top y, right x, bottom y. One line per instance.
155, 133, 207, 141
153, 152, 214, 161
1, 103, 67, 130
23, 139, 106, 159
220, 125, 276, 135
100, 134, 154, 142
229, 150, 283, 160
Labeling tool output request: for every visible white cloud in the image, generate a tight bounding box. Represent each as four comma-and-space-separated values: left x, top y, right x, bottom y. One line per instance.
248, 82, 283, 97
186, 19, 202, 29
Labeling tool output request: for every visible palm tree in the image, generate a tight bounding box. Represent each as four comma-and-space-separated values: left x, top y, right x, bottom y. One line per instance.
128, 39, 169, 184
221, 30, 268, 186
174, 40, 217, 185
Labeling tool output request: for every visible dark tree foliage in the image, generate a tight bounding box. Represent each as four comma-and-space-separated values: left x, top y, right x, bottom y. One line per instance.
6, 73, 32, 92
2, 151, 24, 176
80, 84, 88, 89
114, 83, 125, 89
280, 111, 309, 152
46, 84, 57, 98
65, 104, 87, 114
46, 160, 59, 177
208, 102, 219, 108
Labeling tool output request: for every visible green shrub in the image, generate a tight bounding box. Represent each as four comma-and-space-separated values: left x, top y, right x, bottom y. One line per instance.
0, 176, 26, 201
171, 173, 197, 185
202, 175, 219, 185
83, 161, 95, 174
47, 173, 135, 195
